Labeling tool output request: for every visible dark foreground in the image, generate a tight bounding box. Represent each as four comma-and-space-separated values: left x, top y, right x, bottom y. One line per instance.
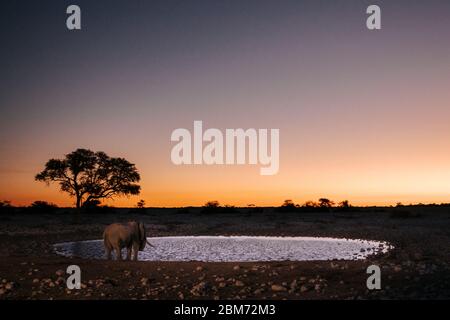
0, 206, 449, 299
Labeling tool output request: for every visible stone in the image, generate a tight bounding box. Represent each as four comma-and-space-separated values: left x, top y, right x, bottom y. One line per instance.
290, 280, 298, 290
190, 281, 209, 296
55, 270, 65, 277
300, 285, 309, 293
271, 284, 287, 292
235, 280, 245, 287
56, 277, 65, 285
4, 282, 14, 290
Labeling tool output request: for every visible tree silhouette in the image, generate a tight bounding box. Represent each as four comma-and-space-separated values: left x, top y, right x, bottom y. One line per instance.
204, 200, 220, 208
303, 200, 318, 208
30, 200, 58, 213
281, 199, 297, 209
137, 199, 146, 209
318, 198, 334, 208
35, 148, 140, 209
339, 200, 350, 208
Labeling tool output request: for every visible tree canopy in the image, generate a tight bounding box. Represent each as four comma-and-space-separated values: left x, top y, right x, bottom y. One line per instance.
35, 148, 140, 209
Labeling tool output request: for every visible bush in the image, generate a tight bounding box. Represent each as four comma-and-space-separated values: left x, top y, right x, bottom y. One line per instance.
247, 206, 264, 214
136, 199, 146, 209
82, 199, 101, 209
389, 210, 420, 219
176, 207, 192, 214
0, 200, 14, 214
0, 200, 12, 207
201, 201, 238, 214
29, 201, 58, 213
275, 200, 299, 213
81, 200, 114, 214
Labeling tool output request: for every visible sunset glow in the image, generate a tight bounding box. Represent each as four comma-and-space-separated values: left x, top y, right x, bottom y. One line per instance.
1, 1, 450, 207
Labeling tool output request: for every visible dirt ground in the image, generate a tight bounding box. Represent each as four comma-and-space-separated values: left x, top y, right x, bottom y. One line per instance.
0, 207, 449, 300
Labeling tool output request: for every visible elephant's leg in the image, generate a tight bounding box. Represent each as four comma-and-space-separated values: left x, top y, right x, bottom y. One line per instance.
126, 247, 132, 261
105, 247, 112, 260
132, 243, 139, 261
114, 246, 122, 260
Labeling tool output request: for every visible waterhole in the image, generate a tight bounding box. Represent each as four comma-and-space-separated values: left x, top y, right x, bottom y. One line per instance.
54, 236, 391, 262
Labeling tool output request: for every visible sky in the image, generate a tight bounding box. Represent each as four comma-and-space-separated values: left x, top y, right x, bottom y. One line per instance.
1, 0, 450, 207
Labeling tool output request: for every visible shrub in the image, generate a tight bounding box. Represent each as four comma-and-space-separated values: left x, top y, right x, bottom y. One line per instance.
201, 201, 238, 214
136, 199, 146, 209
29, 201, 58, 213
389, 210, 420, 219
176, 207, 192, 214
0, 200, 14, 215
81, 199, 113, 214
276, 200, 300, 212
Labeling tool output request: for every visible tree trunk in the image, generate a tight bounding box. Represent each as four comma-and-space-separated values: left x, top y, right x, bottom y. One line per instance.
76, 195, 82, 210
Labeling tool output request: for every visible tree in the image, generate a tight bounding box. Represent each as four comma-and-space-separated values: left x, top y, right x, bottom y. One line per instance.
339, 200, 350, 208
276, 199, 300, 213
35, 148, 140, 209
204, 200, 220, 208
303, 200, 318, 208
30, 200, 58, 213
281, 199, 297, 209
137, 199, 146, 209
318, 198, 334, 208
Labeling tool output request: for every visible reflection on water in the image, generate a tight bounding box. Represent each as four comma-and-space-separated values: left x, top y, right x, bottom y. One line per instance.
54, 236, 392, 262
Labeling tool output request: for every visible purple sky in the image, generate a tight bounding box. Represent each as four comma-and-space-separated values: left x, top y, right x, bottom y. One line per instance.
1, 0, 450, 206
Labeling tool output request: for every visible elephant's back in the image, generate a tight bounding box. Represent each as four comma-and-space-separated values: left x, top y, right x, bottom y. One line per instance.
104, 223, 125, 231
104, 223, 131, 240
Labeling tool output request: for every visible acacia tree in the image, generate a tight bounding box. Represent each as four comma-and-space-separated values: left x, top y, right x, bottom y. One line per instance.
35, 148, 141, 209
318, 198, 335, 208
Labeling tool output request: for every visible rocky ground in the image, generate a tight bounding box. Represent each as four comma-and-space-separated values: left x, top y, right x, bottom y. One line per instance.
0, 206, 449, 299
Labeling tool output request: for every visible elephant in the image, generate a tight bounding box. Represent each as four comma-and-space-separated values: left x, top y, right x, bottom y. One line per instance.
103, 221, 153, 261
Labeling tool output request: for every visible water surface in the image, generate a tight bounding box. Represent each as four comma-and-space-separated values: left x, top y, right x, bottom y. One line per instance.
54, 236, 391, 262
